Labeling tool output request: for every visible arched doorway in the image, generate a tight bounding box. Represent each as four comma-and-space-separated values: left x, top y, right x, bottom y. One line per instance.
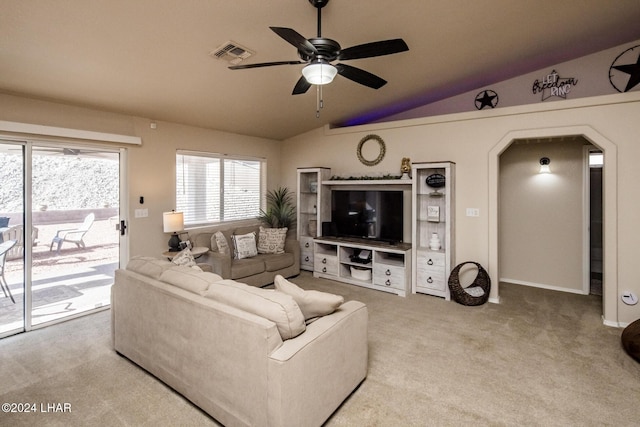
488, 126, 618, 324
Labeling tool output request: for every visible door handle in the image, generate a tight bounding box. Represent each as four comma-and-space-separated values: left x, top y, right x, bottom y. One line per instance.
119, 219, 127, 236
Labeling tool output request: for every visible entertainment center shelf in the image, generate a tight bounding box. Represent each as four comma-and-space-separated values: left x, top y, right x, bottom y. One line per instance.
313, 237, 412, 297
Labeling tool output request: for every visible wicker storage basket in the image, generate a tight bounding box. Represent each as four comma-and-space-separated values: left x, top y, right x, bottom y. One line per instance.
448, 261, 491, 306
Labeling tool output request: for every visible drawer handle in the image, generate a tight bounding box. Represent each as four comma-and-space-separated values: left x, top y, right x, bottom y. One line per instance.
385, 279, 391, 286
304, 256, 309, 262
427, 259, 433, 266
322, 267, 327, 273
305, 242, 310, 248
385, 269, 391, 276
322, 258, 327, 264
427, 277, 433, 284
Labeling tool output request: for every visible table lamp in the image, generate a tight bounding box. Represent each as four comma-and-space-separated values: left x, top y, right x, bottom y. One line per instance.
163, 211, 184, 252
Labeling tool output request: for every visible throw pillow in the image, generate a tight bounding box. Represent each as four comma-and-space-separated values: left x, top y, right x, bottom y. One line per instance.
231, 231, 258, 259
274, 274, 344, 321
214, 231, 230, 256
171, 247, 196, 267
257, 226, 288, 254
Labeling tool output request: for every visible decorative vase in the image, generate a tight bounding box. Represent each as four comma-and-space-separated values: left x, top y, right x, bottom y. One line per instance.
308, 219, 318, 237
429, 232, 441, 250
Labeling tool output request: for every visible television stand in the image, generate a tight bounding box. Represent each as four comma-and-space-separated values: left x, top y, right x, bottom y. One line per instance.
313, 237, 412, 297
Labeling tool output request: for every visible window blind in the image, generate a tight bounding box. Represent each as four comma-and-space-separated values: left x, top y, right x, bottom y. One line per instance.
176, 151, 263, 226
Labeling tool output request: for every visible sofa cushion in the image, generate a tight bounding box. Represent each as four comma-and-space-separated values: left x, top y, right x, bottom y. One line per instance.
231, 257, 266, 279
214, 231, 230, 256
274, 275, 344, 321
262, 253, 295, 272
203, 279, 305, 340
160, 266, 223, 294
126, 256, 175, 280
258, 226, 288, 254
232, 231, 258, 259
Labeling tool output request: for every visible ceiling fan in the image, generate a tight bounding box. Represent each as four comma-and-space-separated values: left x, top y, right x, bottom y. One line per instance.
228, 0, 409, 96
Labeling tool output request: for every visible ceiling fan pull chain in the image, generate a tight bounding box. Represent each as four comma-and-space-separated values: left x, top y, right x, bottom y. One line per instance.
316, 85, 321, 118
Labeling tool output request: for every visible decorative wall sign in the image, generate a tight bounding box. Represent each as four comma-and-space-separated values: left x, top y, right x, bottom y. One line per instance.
474, 90, 499, 110
426, 173, 446, 188
609, 45, 640, 93
356, 134, 386, 166
532, 69, 578, 101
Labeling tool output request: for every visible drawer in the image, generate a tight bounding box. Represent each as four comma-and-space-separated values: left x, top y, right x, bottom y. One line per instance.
314, 254, 338, 276
299, 237, 314, 252
373, 264, 405, 290
416, 267, 446, 292
417, 250, 445, 268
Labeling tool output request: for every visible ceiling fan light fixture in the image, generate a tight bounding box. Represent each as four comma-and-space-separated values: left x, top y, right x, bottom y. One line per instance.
302, 60, 337, 85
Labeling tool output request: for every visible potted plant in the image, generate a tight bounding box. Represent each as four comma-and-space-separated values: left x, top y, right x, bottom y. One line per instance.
259, 186, 296, 229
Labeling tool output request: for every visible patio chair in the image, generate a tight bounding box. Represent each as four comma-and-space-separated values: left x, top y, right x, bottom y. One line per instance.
50, 213, 95, 253
1, 224, 39, 260
0, 240, 17, 303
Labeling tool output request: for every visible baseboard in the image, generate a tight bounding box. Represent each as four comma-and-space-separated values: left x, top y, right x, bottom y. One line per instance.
500, 278, 588, 295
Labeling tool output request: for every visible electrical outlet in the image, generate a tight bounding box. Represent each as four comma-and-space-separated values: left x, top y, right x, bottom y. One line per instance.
466, 208, 480, 217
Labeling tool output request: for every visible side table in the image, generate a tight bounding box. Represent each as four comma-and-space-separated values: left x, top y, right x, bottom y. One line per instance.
162, 246, 209, 260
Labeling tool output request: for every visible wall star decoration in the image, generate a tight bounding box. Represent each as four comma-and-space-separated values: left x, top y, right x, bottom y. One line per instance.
474, 90, 499, 110
609, 45, 640, 93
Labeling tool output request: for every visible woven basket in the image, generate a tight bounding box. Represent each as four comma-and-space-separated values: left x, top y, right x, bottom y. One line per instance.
448, 261, 491, 306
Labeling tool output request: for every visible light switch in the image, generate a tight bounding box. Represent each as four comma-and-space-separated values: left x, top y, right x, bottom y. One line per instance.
134, 208, 149, 218
466, 208, 480, 217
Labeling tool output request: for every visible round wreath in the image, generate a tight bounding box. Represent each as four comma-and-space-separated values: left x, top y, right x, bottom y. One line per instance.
357, 134, 386, 166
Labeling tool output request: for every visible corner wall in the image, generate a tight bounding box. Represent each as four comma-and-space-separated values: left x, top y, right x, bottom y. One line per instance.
280, 92, 640, 326
0, 93, 283, 258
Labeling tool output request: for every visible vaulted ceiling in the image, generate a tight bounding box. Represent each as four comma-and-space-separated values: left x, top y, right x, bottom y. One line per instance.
2, 1, 640, 140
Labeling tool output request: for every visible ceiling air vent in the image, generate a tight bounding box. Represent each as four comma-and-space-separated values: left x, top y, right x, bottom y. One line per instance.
210, 41, 254, 65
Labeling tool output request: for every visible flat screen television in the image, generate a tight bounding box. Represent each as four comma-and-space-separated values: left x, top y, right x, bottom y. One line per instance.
330, 190, 403, 243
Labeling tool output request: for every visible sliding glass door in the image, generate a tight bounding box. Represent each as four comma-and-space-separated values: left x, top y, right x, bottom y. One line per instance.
0, 141, 125, 336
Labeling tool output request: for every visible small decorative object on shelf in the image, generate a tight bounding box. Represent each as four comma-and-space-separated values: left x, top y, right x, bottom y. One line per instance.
310, 181, 317, 193
429, 233, 441, 250
400, 157, 411, 180
427, 205, 440, 222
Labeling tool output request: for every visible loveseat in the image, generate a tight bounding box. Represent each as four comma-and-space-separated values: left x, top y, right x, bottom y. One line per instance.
112, 257, 368, 427
190, 222, 299, 287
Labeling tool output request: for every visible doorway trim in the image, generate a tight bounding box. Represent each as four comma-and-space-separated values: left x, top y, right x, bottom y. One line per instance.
489, 125, 618, 325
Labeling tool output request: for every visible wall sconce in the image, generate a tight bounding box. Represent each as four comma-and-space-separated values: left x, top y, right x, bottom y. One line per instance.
539, 157, 551, 174
163, 211, 184, 252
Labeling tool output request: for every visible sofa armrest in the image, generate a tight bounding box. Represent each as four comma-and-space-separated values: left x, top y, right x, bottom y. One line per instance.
267, 300, 368, 427
201, 250, 232, 278
284, 238, 300, 273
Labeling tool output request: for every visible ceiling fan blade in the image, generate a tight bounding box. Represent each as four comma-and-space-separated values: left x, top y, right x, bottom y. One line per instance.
338, 39, 409, 61
292, 76, 312, 95
270, 27, 318, 56
229, 60, 305, 70
335, 63, 387, 89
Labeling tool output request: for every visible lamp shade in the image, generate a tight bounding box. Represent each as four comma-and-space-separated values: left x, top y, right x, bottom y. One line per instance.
302, 61, 338, 85
163, 211, 184, 233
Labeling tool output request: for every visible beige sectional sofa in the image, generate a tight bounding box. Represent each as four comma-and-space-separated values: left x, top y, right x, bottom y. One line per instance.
190, 222, 300, 287
112, 257, 368, 427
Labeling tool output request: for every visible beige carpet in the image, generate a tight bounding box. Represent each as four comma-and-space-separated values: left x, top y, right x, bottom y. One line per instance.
1, 271, 639, 426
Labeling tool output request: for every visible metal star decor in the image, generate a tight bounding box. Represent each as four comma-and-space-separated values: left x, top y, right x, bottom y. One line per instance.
609, 45, 640, 93
475, 90, 499, 110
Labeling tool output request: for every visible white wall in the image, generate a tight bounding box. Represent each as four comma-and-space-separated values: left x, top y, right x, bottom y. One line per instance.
499, 139, 587, 293
281, 92, 640, 326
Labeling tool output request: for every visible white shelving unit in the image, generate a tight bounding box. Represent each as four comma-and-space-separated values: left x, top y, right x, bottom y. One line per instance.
411, 162, 455, 299
313, 237, 412, 297
297, 167, 331, 271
